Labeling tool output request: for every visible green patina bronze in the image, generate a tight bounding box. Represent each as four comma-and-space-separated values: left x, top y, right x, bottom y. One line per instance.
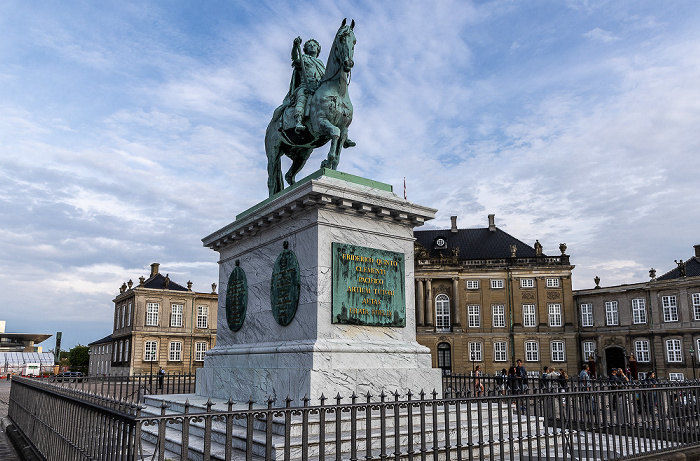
266, 18, 357, 196
270, 241, 301, 326
225, 259, 247, 332
331, 242, 406, 327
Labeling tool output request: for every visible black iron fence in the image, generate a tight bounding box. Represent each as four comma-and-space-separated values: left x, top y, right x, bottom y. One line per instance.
8, 376, 700, 460
43, 372, 196, 403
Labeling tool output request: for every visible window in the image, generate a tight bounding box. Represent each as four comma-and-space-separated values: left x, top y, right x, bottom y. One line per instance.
492, 305, 505, 328
523, 304, 536, 327
491, 279, 504, 289
127, 303, 132, 326
669, 373, 685, 381
525, 341, 539, 362
635, 340, 650, 362
666, 339, 682, 362
113, 342, 117, 361
146, 302, 159, 326
195, 342, 208, 362
697, 338, 700, 362
118, 341, 123, 362
632, 298, 647, 324
637, 372, 647, 380
520, 278, 534, 288
169, 342, 182, 361
551, 341, 565, 362
437, 343, 452, 374
469, 342, 482, 362
546, 278, 560, 288
171, 304, 183, 327
124, 340, 129, 362
580, 303, 593, 327
548, 303, 562, 327
144, 341, 157, 362
466, 280, 479, 290
693, 294, 700, 321
494, 341, 507, 362
197, 306, 208, 328
435, 294, 451, 332
662, 295, 678, 322
605, 301, 618, 325
468, 305, 480, 327
121, 305, 126, 329
582, 341, 595, 361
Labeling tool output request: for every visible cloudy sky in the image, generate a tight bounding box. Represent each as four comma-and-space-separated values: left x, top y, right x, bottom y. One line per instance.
2, 1, 699, 350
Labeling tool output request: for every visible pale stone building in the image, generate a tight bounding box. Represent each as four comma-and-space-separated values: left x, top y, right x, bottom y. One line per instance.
414, 215, 578, 377
109, 263, 218, 375
88, 334, 112, 376
574, 245, 700, 380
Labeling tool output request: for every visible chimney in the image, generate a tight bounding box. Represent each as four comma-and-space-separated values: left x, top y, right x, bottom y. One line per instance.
488, 214, 496, 232
450, 216, 458, 233
150, 262, 160, 277
695, 244, 700, 258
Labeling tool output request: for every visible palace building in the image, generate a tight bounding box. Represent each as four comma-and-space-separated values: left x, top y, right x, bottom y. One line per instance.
414, 215, 578, 377
106, 263, 218, 375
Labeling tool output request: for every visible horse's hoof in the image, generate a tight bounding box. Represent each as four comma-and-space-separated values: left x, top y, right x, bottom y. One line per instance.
320, 160, 329, 169
343, 139, 356, 148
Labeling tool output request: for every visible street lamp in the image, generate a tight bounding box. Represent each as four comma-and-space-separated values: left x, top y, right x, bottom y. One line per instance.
690, 346, 697, 381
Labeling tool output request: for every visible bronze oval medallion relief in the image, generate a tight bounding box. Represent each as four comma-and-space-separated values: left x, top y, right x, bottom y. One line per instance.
225, 260, 247, 332
270, 241, 300, 326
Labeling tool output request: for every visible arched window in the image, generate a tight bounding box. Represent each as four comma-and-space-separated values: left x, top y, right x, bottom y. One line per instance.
435, 294, 451, 332
437, 342, 452, 375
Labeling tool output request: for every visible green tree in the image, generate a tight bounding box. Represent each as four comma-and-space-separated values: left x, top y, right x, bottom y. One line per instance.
68, 345, 89, 369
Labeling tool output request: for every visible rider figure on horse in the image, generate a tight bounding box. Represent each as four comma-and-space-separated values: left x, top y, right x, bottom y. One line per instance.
276, 36, 355, 148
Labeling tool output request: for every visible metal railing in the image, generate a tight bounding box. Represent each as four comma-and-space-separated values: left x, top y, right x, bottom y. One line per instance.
8, 376, 700, 461
41, 372, 196, 404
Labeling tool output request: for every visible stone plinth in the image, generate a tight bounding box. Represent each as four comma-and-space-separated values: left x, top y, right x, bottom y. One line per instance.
197, 169, 442, 402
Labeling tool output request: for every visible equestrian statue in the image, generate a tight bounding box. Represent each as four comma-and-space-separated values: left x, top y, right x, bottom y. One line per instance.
265, 19, 356, 196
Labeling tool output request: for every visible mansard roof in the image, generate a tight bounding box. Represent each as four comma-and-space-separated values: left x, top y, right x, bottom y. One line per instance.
88, 334, 113, 346
414, 226, 540, 260
657, 257, 700, 280
142, 273, 188, 291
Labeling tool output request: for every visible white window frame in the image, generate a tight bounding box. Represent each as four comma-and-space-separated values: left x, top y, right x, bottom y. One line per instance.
525, 341, 539, 362
491, 279, 504, 289
113, 342, 117, 361
171, 304, 183, 327
635, 340, 650, 362
582, 341, 595, 361
551, 341, 565, 362
144, 341, 157, 362
169, 341, 182, 362
662, 295, 678, 322
197, 306, 208, 328
124, 339, 129, 362
666, 339, 682, 362
637, 372, 648, 380
119, 341, 123, 362
548, 303, 562, 327
494, 341, 507, 362
523, 304, 536, 327
492, 304, 505, 328
127, 302, 132, 327
435, 294, 451, 332
546, 278, 560, 288
121, 304, 126, 329
697, 338, 700, 362
669, 373, 685, 381
580, 303, 593, 327
146, 302, 159, 326
468, 304, 480, 328
605, 301, 618, 326
520, 278, 534, 288
195, 342, 207, 361
693, 293, 700, 321
632, 298, 647, 324
469, 342, 482, 362
466, 280, 479, 290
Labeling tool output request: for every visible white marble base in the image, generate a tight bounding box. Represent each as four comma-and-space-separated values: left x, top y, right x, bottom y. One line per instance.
199, 170, 442, 402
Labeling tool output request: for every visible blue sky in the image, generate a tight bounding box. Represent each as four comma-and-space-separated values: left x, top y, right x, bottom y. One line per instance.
2, 1, 699, 350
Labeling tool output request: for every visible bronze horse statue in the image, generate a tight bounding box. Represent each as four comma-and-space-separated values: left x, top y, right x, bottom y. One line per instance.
265, 19, 356, 196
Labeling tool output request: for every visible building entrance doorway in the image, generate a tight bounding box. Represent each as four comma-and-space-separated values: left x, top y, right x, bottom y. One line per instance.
437, 342, 452, 375
605, 347, 625, 377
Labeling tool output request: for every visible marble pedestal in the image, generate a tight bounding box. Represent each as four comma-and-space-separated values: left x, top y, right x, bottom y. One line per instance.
197, 169, 443, 403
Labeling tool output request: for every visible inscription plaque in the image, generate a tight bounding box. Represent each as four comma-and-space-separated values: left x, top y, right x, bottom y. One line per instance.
331, 242, 406, 327
225, 259, 247, 332
270, 241, 301, 326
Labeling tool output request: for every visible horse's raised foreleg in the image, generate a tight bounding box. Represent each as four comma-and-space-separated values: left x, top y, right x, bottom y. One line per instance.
315, 117, 341, 170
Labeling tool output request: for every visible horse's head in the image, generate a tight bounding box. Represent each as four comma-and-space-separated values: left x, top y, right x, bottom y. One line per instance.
335, 18, 356, 73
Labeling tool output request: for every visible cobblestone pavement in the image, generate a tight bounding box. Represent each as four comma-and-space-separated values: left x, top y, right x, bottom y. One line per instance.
0, 380, 21, 460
